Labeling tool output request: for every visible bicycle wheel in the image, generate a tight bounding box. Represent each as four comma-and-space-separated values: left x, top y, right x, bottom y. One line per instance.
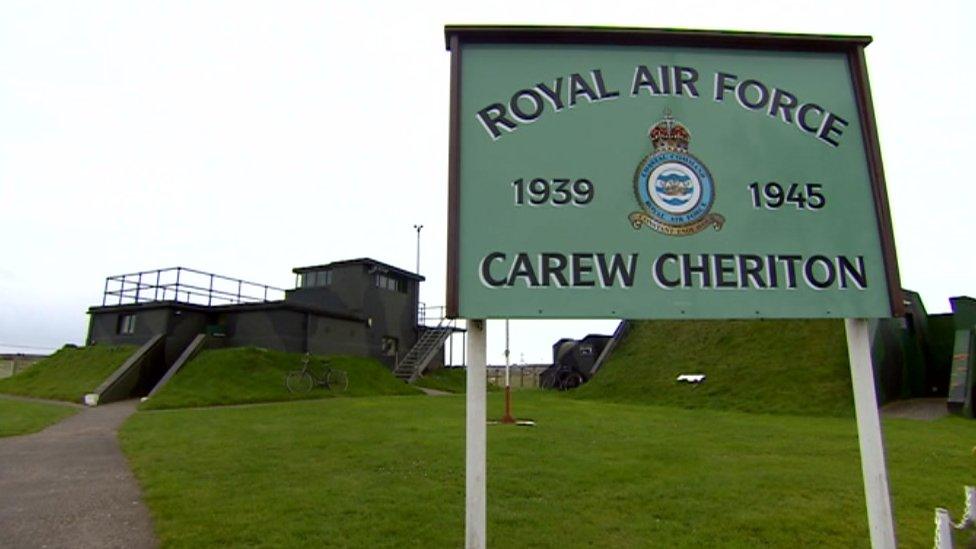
285, 370, 314, 393
326, 369, 348, 393
559, 372, 584, 391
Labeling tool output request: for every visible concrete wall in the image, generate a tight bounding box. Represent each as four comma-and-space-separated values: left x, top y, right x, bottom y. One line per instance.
161, 308, 209, 377
928, 313, 955, 395
220, 309, 307, 353
286, 262, 421, 369
306, 315, 369, 356
87, 306, 172, 347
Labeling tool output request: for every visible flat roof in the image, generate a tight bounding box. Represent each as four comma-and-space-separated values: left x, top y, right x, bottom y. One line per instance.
293, 257, 425, 282
444, 25, 872, 51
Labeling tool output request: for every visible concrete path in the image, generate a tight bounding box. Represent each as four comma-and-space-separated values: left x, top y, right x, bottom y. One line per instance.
880, 397, 949, 421
417, 387, 453, 396
0, 400, 157, 548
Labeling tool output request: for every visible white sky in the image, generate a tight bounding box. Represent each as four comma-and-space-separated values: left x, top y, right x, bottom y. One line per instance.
1, 1, 973, 363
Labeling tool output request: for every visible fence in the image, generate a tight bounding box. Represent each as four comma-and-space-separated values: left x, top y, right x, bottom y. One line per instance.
0, 356, 43, 379
486, 366, 546, 389
934, 486, 975, 548
101, 267, 285, 307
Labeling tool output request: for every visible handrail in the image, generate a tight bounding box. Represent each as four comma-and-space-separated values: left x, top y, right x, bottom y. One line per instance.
589, 320, 629, 376
101, 267, 286, 307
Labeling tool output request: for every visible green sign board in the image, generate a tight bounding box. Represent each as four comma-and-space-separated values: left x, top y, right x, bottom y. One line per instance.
446, 27, 901, 319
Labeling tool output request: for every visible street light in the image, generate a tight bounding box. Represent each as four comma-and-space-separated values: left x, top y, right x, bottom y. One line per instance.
413, 224, 423, 274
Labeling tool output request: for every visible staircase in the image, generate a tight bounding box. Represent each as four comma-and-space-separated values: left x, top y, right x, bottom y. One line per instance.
394, 319, 456, 383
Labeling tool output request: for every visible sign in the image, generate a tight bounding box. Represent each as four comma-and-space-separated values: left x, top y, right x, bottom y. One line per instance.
446, 27, 901, 319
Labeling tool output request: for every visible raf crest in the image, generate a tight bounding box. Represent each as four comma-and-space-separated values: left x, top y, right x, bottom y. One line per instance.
629, 109, 724, 236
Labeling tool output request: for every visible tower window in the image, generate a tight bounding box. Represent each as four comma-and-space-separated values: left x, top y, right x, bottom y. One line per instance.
374, 273, 406, 293
118, 314, 136, 335
300, 270, 333, 288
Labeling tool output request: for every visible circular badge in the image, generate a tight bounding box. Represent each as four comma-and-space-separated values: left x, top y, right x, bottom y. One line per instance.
635, 151, 715, 227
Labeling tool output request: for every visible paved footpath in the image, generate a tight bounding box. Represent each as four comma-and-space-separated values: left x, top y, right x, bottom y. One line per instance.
0, 399, 157, 548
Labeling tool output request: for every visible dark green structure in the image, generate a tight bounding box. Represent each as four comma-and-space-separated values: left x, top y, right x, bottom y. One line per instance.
945, 297, 976, 417
86, 258, 445, 402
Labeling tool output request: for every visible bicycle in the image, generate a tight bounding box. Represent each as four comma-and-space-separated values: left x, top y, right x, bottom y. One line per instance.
285, 352, 348, 394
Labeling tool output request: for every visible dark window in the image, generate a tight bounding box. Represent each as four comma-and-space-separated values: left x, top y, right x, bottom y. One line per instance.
300, 270, 332, 288
117, 314, 136, 335
374, 273, 407, 293
315, 270, 333, 286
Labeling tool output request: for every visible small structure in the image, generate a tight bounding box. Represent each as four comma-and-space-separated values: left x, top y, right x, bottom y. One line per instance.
86, 258, 455, 402
539, 333, 614, 390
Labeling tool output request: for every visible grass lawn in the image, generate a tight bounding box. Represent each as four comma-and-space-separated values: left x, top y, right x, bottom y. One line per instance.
120, 391, 975, 547
141, 348, 421, 410
414, 367, 501, 393
0, 397, 77, 437
0, 345, 135, 403
576, 319, 855, 416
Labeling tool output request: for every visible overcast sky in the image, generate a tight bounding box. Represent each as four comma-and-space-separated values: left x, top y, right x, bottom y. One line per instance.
1, 1, 973, 363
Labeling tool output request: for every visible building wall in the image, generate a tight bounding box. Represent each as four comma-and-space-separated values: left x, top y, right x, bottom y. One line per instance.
362, 276, 419, 368
286, 263, 421, 369
87, 307, 173, 347
306, 315, 369, 357
163, 309, 210, 365
220, 309, 307, 353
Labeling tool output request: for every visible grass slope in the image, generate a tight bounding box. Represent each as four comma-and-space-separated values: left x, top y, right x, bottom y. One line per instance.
574, 319, 854, 416
142, 347, 421, 410
0, 397, 77, 437
415, 367, 467, 393
414, 367, 501, 393
120, 392, 975, 547
0, 345, 135, 402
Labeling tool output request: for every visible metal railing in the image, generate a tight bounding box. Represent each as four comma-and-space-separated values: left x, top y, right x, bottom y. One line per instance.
101, 267, 286, 307
418, 302, 467, 366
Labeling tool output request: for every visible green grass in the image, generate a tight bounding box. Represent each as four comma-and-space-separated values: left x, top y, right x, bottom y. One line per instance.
414, 367, 502, 393
141, 347, 421, 410
0, 345, 135, 403
574, 319, 855, 416
120, 392, 975, 547
0, 396, 77, 437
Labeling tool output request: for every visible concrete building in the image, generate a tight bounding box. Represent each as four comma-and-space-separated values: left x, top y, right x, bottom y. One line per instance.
86, 258, 454, 400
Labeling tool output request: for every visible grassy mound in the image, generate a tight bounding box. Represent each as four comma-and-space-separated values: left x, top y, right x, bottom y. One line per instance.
415, 367, 467, 393
573, 319, 854, 416
415, 367, 503, 393
142, 347, 421, 410
0, 397, 78, 437
0, 345, 135, 402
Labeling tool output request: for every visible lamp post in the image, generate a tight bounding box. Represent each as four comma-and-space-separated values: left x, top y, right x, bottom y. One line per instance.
413, 224, 424, 274
500, 319, 515, 424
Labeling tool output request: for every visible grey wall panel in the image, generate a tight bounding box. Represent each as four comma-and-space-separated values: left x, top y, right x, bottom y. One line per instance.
222, 309, 306, 353
306, 316, 369, 357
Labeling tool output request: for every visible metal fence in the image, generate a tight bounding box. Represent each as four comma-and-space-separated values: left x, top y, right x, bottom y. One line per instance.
487, 366, 546, 389
101, 267, 285, 307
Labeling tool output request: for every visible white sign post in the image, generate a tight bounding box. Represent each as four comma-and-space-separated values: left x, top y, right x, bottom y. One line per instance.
845, 318, 897, 548
466, 320, 487, 549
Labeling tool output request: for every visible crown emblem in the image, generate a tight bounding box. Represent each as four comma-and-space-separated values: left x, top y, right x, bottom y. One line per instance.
648, 108, 690, 153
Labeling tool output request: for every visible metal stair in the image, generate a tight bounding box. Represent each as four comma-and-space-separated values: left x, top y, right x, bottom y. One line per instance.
394, 319, 455, 383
